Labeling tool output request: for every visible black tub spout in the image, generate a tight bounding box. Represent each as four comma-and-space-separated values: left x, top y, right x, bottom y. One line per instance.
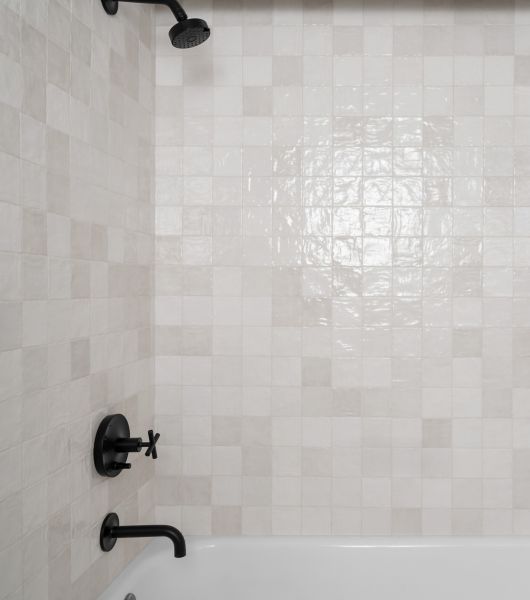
100, 513, 186, 558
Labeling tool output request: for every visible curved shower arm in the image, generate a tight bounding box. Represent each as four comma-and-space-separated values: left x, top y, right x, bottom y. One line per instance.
113, 0, 188, 21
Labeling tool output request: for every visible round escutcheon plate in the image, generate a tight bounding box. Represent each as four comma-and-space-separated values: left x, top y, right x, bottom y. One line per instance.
93, 414, 130, 477
100, 512, 120, 552
101, 0, 119, 15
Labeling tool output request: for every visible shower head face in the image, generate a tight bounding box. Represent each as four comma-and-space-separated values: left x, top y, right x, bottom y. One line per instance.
101, 0, 118, 14
169, 18, 210, 49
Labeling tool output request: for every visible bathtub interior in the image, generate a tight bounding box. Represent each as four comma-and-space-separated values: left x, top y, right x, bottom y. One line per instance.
99, 537, 530, 600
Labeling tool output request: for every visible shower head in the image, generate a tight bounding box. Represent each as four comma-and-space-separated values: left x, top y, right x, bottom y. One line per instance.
169, 18, 210, 48
101, 0, 210, 49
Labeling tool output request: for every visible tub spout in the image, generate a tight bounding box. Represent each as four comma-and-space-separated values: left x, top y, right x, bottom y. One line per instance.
100, 513, 186, 558
112, 523, 186, 558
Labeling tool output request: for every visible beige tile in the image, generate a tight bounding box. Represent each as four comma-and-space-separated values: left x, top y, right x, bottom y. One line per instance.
0, 2, 156, 595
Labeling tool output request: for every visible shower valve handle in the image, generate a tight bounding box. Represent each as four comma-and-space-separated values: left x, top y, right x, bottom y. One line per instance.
144, 430, 160, 459
113, 430, 160, 459
94, 414, 161, 477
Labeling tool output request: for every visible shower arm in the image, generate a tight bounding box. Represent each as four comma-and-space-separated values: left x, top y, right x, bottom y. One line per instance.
109, 0, 187, 21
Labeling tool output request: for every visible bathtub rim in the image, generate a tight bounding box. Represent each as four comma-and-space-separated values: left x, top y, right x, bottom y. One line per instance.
151, 534, 530, 552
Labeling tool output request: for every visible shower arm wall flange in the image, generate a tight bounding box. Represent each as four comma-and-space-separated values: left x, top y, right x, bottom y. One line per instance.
101, 0, 187, 22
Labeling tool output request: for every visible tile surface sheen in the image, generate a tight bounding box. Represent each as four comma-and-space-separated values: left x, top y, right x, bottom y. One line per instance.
154, 0, 530, 538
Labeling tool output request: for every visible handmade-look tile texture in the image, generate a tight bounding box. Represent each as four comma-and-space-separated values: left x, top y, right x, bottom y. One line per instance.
155, 0, 530, 537
0, 1, 155, 598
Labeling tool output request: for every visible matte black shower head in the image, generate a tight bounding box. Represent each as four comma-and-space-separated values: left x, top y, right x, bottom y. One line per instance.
169, 18, 210, 48
101, 0, 210, 49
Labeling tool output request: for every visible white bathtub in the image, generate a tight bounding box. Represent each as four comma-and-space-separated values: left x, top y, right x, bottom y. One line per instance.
99, 537, 530, 600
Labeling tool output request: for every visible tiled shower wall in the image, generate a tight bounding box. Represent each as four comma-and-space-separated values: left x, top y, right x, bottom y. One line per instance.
154, 0, 530, 536
0, 1, 155, 598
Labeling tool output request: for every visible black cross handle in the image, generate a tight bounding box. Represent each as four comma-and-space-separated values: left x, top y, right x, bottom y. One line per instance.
113, 429, 161, 459
143, 430, 160, 459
